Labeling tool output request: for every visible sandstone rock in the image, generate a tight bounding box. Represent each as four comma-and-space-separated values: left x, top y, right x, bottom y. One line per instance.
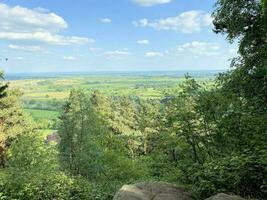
205, 193, 246, 200
113, 182, 192, 200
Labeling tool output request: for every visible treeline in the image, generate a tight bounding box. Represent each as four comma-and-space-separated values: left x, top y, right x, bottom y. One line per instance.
57, 72, 267, 199
23, 99, 64, 111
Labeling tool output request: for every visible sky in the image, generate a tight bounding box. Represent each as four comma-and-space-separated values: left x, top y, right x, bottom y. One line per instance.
0, 0, 237, 73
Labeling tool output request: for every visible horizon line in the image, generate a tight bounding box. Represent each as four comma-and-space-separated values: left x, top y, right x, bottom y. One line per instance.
5, 69, 226, 75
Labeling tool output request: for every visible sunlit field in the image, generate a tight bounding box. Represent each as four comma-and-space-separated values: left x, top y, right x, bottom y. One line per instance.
8, 73, 216, 121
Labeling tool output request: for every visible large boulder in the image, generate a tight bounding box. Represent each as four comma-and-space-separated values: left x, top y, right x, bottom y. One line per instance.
113, 182, 193, 200
205, 193, 245, 200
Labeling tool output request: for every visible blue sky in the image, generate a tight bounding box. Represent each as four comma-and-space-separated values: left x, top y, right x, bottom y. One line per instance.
0, 0, 237, 73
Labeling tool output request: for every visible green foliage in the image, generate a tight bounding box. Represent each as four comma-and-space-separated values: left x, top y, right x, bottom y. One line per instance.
157, 1, 266, 199
0, 133, 92, 200
7, 133, 57, 170
0, 1, 266, 198
59, 89, 149, 199
0, 170, 92, 200
155, 73, 267, 199
213, 0, 267, 109
0, 87, 34, 167
188, 151, 267, 199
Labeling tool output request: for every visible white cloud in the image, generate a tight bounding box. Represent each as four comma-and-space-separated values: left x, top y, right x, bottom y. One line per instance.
134, 19, 149, 27
172, 41, 220, 56
145, 51, 163, 57
62, 56, 76, 60
0, 32, 92, 45
0, 3, 93, 45
0, 3, 67, 32
137, 40, 149, 45
134, 10, 212, 33
104, 49, 131, 59
8, 44, 42, 52
100, 18, 112, 23
132, 0, 171, 7
89, 47, 101, 52
143, 41, 225, 59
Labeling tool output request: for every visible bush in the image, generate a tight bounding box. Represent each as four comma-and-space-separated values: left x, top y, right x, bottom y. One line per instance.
187, 151, 267, 199
0, 171, 92, 200
0, 133, 93, 200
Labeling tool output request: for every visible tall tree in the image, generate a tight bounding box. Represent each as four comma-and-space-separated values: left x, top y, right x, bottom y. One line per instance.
182, 1, 267, 198
108, 96, 140, 157
163, 76, 205, 164
58, 89, 105, 176
0, 88, 33, 167
136, 98, 159, 155
213, 0, 267, 109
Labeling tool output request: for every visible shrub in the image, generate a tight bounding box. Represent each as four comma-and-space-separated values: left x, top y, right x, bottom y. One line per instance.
187, 151, 267, 199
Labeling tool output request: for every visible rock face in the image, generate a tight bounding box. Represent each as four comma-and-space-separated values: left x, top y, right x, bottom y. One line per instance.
205, 193, 245, 200
113, 182, 193, 200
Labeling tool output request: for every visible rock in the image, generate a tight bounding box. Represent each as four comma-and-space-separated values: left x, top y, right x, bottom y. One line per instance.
45, 131, 60, 144
113, 182, 193, 200
205, 193, 246, 200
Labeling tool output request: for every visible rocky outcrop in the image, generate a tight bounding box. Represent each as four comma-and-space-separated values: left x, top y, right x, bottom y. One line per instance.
113, 182, 193, 200
205, 193, 245, 200
113, 182, 248, 200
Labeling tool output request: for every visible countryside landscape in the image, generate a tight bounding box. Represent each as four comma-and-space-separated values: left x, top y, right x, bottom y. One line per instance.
8, 71, 217, 124
0, 0, 266, 200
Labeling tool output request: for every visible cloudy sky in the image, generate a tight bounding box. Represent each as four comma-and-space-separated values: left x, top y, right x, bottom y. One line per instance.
0, 0, 237, 73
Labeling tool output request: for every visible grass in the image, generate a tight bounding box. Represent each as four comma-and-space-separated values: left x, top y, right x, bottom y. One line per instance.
10, 75, 214, 100
25, 108, 59, 120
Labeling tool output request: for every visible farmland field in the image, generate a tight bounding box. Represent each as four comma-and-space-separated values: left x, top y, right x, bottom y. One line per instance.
25, 109, 59, 121
7, 71, 220, 121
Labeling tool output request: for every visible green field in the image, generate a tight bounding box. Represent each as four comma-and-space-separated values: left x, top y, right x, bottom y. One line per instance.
8, 73, 216, 121
25, 109, 59, 121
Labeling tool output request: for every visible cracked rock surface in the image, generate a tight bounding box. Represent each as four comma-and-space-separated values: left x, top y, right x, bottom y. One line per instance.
113, 182, 193, 200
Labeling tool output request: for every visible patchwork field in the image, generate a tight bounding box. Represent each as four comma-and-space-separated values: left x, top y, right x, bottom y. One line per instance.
8, 72, 218, 122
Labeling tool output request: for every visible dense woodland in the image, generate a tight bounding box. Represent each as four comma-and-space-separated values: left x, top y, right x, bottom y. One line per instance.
0, 0, 266, 199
